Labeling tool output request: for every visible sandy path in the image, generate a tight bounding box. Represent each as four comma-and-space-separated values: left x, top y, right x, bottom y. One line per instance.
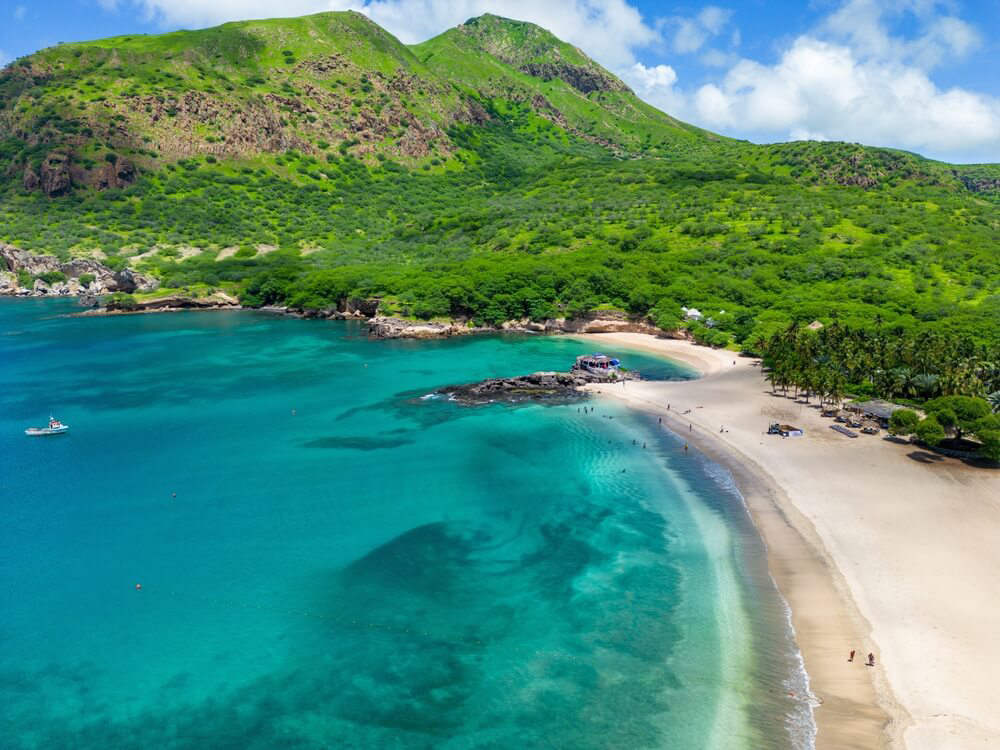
574, 333, 1000, 750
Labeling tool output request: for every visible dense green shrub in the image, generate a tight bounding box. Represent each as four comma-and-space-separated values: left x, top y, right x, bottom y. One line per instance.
889, 409, 919, 436
35, 271, 67, 284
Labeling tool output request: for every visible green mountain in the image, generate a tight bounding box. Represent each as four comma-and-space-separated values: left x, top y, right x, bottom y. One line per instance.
1, 12, 1000, 369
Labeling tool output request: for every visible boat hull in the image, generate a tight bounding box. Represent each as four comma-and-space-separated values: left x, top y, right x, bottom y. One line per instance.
24, 426, 69, 436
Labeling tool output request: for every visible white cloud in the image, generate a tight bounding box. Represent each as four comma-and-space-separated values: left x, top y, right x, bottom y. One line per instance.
0, 49, 8, 67
621, 62, 686, 116
627, 62, 676, 89
13, 5, 26, 21
668, 5, 732, 54
691, 36, 1000, 161
821, 0, 980, 70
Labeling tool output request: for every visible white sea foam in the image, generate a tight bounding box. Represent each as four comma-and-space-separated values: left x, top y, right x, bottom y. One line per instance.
701, 459, 743, 501
779, 593, 820, 750
695, 449, 818, 749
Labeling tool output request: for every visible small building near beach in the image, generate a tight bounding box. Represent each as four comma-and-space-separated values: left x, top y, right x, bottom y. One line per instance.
855, 399, 907, 428
575, 353, 620, 377
681, 306, 703, 322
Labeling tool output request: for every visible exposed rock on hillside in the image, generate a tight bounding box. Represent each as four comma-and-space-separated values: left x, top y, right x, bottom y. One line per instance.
959, 175, 1000, 193
0, 244, 158, 296
368, 316, 488, 338
367, 309, 663, 339
518, 62, 629, 94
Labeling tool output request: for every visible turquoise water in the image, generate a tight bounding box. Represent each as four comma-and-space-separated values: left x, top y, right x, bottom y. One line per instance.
0, 299, 813, 749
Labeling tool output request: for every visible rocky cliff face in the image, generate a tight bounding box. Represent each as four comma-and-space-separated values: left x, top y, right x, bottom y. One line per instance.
518, 62, 630, 95
0, 244, 158, 296
959, 175, 1000, 193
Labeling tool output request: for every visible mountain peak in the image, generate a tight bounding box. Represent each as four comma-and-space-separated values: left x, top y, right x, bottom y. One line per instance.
443, 14, 630, 96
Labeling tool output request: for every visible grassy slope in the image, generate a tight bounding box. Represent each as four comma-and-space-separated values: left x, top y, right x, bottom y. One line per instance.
0, 11, 472, 176
411, 14, 717, 158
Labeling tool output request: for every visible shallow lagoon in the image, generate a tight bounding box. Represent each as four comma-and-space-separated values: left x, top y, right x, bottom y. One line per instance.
0, 299, 812, 749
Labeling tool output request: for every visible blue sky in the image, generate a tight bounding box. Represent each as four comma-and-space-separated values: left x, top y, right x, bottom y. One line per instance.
3, 0, 999, 162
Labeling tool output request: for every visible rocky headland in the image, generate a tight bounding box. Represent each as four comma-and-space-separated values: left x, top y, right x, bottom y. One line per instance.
93, 292, 241, 314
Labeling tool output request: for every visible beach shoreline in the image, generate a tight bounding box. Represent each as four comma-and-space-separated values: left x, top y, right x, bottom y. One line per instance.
574, 332, 1000, 750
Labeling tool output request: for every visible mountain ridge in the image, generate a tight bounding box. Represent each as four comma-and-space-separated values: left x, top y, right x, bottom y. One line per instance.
1, 11, 999, 358
2, 10, 997, 197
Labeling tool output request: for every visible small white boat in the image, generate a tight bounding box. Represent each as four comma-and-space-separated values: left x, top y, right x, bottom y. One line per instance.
25, 417, 69, 436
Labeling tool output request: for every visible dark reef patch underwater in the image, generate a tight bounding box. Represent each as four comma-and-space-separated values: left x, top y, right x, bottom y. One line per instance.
0, 299, 813, 749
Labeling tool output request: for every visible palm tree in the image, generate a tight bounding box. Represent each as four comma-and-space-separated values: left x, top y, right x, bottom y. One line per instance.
988, 391, 1000, 414
888, 367, 911, 398
913, 373, 940, 399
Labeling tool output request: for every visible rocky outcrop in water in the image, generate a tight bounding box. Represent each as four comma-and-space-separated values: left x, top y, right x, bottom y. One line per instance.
439, 368, 630, 404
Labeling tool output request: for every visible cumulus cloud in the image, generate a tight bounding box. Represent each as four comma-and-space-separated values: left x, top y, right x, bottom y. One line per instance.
822, 0, 981, 69
692, 36, 1000, 161
667, 5, 732, 54
628, 62, 676, 89
622, 61, 686, 117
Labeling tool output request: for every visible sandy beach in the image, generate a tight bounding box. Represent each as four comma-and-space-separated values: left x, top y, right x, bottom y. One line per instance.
574, 332, 1000, 750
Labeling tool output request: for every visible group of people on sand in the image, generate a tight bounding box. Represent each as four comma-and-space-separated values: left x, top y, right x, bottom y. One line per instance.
848, 649, 876, 667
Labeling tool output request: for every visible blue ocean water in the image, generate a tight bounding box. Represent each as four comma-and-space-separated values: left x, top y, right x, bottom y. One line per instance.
0, 299, 813, 749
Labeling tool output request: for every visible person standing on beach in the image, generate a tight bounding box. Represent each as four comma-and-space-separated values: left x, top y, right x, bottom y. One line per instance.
867, 653, 875, 667
848, 650, 855, 662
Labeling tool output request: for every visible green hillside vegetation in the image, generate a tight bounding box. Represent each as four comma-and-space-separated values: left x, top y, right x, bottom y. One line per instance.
1, 11, 999, 401
411, 14, 715, 157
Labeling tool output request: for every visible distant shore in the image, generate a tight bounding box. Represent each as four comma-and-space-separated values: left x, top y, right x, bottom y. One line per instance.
575, 332, 1000, 750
